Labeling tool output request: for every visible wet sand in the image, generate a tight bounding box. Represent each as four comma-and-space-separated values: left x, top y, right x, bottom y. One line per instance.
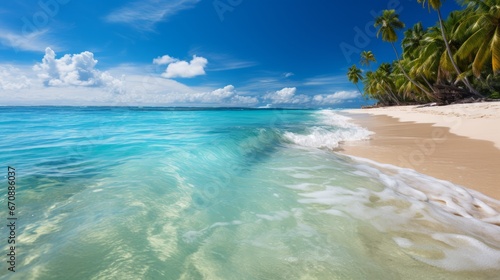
339, 111, 500, 200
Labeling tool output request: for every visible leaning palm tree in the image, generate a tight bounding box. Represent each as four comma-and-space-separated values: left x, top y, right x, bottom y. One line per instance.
364, 71, 390, 105
375, 10, 432, 96
456, 0, 500, 78
375, 63, 401, 104
360, 51, 376, 70
402, 22, 426, 60
417, 0, 480, 96
347, 65, 364, 96
363, 71, 376, 98
412, 26, 452, 84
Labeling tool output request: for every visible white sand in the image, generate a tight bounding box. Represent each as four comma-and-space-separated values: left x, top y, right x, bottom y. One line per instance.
346, 102, 500, 149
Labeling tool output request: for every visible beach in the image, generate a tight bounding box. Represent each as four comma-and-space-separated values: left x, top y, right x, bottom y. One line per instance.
342, 102, 500, 200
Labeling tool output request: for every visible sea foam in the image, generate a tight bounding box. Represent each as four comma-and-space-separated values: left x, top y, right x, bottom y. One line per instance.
284, 110, 373, 149
297, 155, 500, 271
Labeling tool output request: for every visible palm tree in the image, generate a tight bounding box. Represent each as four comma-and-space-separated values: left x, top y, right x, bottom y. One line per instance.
375, 63, 401, 104
412, 26, 452, 83
363, 71, 391, 105
375, 10, 432, 96
360, 51, 376, 70
417, 0, 480, 96
402, 22, 426, 60
456, 0, 500, 79
363, 71, 376, 96
402, 23, 444, 100
347, 65, 364, 96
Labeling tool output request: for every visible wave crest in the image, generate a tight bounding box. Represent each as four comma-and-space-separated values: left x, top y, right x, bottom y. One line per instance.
284, 110, 372, 149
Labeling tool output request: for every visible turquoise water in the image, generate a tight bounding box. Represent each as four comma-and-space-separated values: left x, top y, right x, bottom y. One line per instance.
1, 107, 499, 279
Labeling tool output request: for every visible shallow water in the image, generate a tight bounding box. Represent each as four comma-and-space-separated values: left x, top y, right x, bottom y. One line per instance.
1, 107, 499, 279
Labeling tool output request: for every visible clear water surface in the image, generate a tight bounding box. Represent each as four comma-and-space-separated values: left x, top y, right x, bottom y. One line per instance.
0, 107, 499, 279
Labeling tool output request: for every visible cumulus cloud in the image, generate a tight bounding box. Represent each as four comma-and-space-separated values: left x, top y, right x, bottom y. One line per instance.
0, 68, 258, 106
0, 58, 257, 106
266, 87, 296, 103
1, 55, 361, 107
312, 91, 360, 105
153, 55, 178, 65
230, 95, 260, 105
0, 66, 31, 91
33, 47, 122, 91
155, 55, 208, 78
107, 83, 257, 106
264, 87, 311, 104
173, 85, 257, 105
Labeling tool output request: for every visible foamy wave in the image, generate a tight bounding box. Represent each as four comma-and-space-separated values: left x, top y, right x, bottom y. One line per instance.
284, 110, 373, 149
297, 155, 500, 271
317, 110, 359, 128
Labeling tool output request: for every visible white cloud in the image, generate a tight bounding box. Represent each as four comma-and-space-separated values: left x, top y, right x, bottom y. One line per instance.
108, 83, 258, 106
0, 57, 359, 107
0, 62, 256, 106
0, 29, 57, 52
153, 55, 178, 65
209, 60, 257, 71
159, 55, 208, 79
0, 66, 32, 91
119, 73, 195, 95
202, 52, 257, 71
203, 85, 235, 100
266, 87, 296, 103
165, 85, 258, 105
264, 87, 310, 104
238, 75, 298, 93
303, 75, 347, 86
230, 95, 260, 105
33, 47, 122, 91
106, 0, 200, 31
283, 72, 294, 78
312, 91, 360, 105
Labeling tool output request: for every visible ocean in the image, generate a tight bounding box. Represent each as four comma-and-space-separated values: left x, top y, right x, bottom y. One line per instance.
1, 107, 499, 279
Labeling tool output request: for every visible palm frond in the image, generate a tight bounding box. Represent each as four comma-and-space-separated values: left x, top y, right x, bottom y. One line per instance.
456, 28, 488, 59
492, 26, 500, 73
473, 39, 492, 77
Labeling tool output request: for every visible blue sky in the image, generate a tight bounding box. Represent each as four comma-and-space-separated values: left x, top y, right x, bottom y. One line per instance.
0, 0, 461, 107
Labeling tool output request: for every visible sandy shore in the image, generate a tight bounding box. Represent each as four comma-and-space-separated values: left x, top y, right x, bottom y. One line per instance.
341, 102, 500, 200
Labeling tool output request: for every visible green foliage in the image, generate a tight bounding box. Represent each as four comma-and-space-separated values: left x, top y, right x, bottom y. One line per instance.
347, 65, 364, 96
455, 0, 500, 77
489, 92, 500, 99
355, 1, 500, 105
360, 51, 376, 68
374, 10, 405, 43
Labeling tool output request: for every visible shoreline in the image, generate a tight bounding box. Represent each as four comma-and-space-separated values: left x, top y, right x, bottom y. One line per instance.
347, 102, 500, 149
340, 103, 500, 200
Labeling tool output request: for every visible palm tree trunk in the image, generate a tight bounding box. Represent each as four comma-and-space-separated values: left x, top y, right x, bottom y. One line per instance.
420, 74, 439, 101
354, 83, 363, 97
386, 86, 401, 105
376, 91, 391, 106
390, 42, 432, 96
437, 9, 482, 97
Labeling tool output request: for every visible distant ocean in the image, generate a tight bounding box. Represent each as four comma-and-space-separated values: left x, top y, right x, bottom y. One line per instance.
1, 107, 499, 279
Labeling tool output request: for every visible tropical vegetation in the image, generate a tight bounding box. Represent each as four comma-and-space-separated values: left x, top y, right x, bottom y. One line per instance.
347, 0, 500, 106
